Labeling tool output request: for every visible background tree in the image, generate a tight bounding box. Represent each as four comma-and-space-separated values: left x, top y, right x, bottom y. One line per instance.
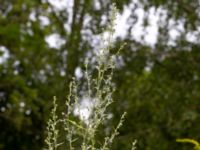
0, 0, 200, 149
109, 1, 200, 149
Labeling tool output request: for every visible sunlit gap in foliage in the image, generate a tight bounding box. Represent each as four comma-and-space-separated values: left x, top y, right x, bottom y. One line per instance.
0, 46, 9, 64
43, 0, 200, 52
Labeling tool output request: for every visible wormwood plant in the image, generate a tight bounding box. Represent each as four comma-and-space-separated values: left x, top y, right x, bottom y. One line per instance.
44, 4, 136, 150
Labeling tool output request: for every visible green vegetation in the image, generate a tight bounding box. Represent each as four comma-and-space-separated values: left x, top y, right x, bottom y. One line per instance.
45, 5, 136, 149
0, 0, 200, 149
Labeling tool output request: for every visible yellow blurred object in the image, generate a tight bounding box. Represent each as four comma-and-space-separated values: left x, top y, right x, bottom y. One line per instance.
176, 138, 200, 150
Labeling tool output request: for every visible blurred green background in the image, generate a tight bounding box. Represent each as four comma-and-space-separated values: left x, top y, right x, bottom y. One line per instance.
0, 0, 200, 149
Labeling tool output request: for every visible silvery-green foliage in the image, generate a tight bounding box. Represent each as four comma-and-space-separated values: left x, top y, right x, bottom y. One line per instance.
45, 97, 62, 150
45, 4, 136, 150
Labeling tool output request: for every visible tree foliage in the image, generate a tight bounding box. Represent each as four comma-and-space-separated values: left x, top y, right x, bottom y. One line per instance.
0, 0, 200, 149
